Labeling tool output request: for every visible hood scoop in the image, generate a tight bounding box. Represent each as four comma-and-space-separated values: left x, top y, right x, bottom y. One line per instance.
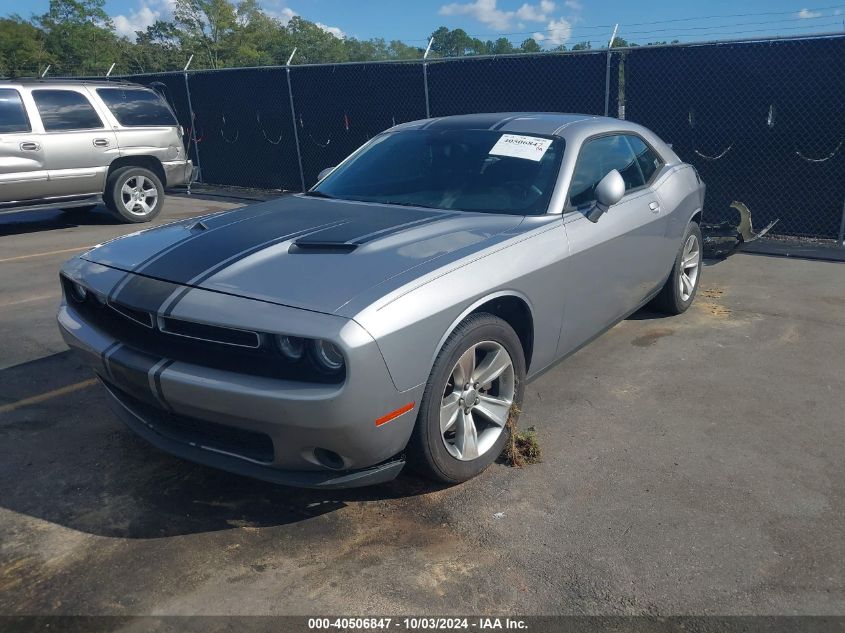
288, 239, 358, 254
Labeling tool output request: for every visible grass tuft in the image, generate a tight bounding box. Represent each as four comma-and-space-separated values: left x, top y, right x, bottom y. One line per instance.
504, 404, 541, 467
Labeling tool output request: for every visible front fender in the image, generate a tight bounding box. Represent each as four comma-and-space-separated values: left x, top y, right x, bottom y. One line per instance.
353, 221, 570, 391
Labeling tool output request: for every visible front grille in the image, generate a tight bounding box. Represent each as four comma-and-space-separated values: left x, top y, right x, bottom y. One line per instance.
108, 382, 275, 464
159, 316, 260, 348
62, 276, 344, 384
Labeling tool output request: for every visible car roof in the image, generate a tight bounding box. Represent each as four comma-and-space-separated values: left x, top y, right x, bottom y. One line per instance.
388, 112, 611, 137
0, 78, 145, 89
387, 112, 680, 163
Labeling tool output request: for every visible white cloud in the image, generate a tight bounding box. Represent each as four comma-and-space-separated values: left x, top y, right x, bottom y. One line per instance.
272, 7, 298, 23
113, 4, 160, 39
542, 17, 572, 45
316, 22, 345, 38
564, 0, 581, 9
439, 0, 554, 30
260, 5, 344, 36
797, 8, 822, 18
112, 0, 176, 39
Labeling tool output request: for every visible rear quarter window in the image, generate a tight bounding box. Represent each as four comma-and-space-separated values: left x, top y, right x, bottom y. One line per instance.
0, 88, 32, 133
96, 88, 177, 127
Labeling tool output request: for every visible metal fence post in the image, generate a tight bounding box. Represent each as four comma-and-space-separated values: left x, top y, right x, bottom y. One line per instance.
423, 37, 434, 119
838, 196, 845, 248
604, 24, 618, 117
285, 48, 307, 193
183, 70, 203, 185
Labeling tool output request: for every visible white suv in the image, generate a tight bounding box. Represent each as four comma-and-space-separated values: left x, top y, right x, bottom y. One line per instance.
0, 79, 194, 223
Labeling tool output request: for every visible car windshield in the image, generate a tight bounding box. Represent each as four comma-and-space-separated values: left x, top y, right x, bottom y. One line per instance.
311, 129, 564, 215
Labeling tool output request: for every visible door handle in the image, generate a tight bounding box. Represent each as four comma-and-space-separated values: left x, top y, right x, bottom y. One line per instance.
20, 142, 40, 151
648, 201, 660, 213
93, 138, 110, 147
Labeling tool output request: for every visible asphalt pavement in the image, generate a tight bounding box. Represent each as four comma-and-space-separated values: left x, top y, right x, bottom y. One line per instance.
1, 195, 843, 616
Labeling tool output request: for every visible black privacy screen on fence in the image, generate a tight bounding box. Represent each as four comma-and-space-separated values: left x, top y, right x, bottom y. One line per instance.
621, 37, 845, 238
186, 67, 301, 190
290, 61, 427, 187
427, 51, 608, 117
119, 35, 845, 241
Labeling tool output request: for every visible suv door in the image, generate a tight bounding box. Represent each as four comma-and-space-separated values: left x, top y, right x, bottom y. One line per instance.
558, 133, 669, 355
0, 88, 48, 205
29, 88, 118, 198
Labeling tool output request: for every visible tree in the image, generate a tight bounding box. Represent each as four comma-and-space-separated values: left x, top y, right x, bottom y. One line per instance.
172, 0, 238, 69
519, 38, 542, 53
490, 37, 515, 55
429, 27, 489, 57
571, 41, 592, 51
0, 16, 51, 77
36, 0, 121, 75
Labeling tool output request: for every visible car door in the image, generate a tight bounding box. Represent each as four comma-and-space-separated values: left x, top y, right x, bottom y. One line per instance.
29, 88, 118, 198
0, 88, 49, 205
557, 133, 669, 356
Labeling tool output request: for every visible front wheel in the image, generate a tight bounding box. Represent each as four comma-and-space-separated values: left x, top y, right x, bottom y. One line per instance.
650, 221, 703, 315
104, 167, 164, 223
408, 313, 526, 484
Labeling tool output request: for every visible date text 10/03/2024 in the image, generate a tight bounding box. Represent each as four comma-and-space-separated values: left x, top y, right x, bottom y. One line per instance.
307, 617, 528, 630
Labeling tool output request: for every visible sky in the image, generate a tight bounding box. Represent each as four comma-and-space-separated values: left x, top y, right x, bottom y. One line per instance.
1, 0, 844, 47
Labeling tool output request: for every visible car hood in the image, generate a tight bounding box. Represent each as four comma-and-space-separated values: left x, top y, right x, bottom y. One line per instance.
82, 195, 526, 314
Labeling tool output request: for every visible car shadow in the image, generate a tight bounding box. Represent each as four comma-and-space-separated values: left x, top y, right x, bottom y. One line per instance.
0, 205, 122, 236
0, 350, 444, 540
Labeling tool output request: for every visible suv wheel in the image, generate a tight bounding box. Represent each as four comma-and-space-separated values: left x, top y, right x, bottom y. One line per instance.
408, 313, 526, 484
105, 167, 164, 223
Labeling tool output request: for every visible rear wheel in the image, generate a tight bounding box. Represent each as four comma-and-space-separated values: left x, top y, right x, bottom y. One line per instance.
408, 313, 526, 484
104, 167, 164, 223
650, 221, 702, 315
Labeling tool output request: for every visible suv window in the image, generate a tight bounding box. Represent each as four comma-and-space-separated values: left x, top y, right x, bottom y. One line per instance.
96, 88, 177, 127
32, 89, 103, 131
568, 134, 645, 208
0, 89, 31, 133
627, 135, 662, 184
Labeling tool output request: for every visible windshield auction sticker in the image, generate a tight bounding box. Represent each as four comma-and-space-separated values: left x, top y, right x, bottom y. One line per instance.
489, 134, 553, 162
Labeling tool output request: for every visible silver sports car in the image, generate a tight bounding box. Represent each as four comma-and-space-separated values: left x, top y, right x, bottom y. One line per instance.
58, 113, 705, 488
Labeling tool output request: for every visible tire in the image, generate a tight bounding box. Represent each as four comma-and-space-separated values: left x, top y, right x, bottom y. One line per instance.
650, 221, 703, 315
408, 313, 526, 484
104, 166, 164, 223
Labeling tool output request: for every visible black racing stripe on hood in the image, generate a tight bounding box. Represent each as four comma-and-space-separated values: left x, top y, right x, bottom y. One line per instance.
293, 206, 438, 245
133, 206, 353, 284
111, 274, 182, 313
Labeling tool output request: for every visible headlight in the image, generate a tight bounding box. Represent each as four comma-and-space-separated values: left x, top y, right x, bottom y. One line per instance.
68, 281, 88, 303
309, 339, 344, 373
275, 335, 305, 361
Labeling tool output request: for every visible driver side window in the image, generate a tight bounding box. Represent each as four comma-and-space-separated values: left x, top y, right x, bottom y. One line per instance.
568, 134, 644, 208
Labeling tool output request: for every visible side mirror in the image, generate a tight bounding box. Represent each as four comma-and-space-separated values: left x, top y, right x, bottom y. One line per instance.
317, 166, 335, 182
585, 169, 625, 223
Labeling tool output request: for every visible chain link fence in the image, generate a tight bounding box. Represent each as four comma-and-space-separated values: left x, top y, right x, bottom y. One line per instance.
619, 35, 845, 240
119, 34, 845, 244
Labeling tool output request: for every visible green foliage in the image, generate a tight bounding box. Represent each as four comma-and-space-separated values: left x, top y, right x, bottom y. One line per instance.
0, 3, 654, 78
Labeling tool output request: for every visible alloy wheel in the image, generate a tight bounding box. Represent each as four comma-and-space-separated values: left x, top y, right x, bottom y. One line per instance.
679, 233, 701, 302
439, 341, 515, 461
121, 175, 159, 216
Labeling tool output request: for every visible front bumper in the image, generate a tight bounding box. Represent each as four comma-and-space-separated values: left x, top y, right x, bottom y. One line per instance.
58, 259, 423, 487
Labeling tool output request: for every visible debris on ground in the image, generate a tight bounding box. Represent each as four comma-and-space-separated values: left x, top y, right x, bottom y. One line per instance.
493, 512, 506, 519
702, 201, 779, 258
505, 406, 542, 467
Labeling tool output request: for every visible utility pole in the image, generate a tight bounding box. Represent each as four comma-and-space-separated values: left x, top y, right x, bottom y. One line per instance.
604, 24, 618, 117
